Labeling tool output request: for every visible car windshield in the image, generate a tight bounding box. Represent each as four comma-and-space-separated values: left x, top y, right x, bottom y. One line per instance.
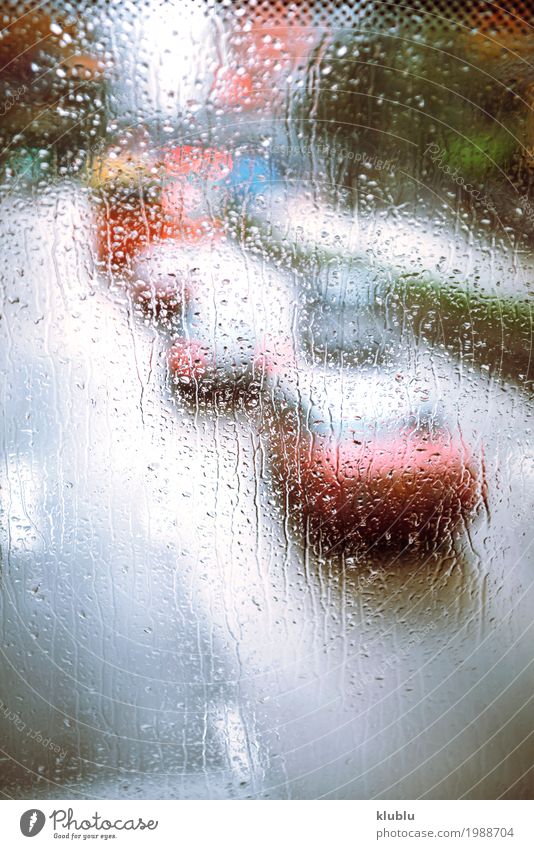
0, 0, 533, 801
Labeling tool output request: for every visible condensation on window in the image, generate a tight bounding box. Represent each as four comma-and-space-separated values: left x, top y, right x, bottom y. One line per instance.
0, 0, 533, 800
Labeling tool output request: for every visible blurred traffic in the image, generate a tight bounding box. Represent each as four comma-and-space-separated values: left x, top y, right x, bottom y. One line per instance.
0, 0, 533, 800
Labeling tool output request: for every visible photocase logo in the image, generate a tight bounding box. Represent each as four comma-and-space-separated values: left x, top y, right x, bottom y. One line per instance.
20, 810, 46, 837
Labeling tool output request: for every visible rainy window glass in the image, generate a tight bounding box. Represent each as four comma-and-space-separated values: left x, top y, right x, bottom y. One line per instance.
0, 0, 533, 801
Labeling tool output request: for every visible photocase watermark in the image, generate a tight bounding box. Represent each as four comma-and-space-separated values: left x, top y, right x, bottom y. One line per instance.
266, 141, 397, 173
20, 809, 46, 838
18, 807, 159, 839
424, 142, 497, 214
318, 143, 397, 173
0, 83, 28, 117
0, 697, 69, 761
517, 193, 534, 227
52, 808, 158, 837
